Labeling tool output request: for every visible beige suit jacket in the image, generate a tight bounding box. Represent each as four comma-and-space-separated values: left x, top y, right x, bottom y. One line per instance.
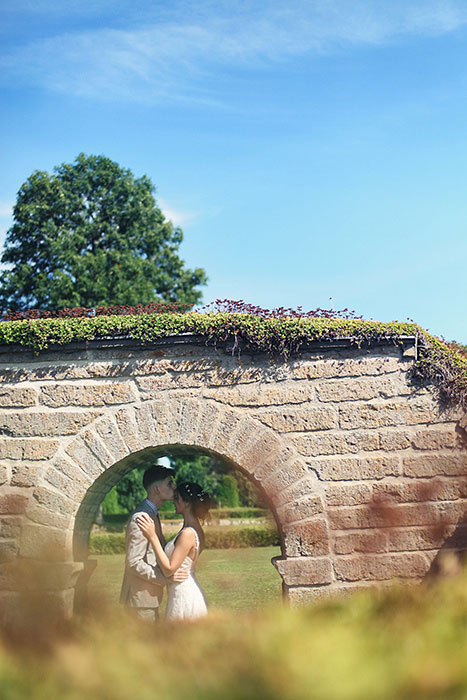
120, 502, 167, 609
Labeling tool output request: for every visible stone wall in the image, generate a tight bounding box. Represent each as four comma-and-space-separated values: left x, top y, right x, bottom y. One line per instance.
0, 339, 465, 622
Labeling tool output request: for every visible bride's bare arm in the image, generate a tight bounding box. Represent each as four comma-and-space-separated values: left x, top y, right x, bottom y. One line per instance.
136, 513, 195, 577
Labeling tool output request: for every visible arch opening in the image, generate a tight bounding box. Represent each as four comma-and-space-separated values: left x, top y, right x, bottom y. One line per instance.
73, 444, 286, 614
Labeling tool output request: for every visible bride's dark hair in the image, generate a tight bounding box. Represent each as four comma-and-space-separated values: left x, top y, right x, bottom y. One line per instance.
176, 482, 212, 520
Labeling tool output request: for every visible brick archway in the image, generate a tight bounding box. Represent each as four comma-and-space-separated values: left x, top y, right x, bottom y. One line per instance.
22, 398, 330, 617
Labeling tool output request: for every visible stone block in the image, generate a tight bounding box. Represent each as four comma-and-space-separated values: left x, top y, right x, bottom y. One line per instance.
0, 463, 7, 486
386, 526, 456, 552
249, 444, 296, 481
329, 501, 465, 531
191, 402, 221, 448
325, 483, 372, 507
94, 417, 128, 462
19, 523, 71, 561
49, 456, 93, 489
0, 411, 101, 437
256, 407, 338, 433
274, 557, 332, 585
134, 403, 163, 447
136, 374, 178, 392
334, 532, 387, 555
333, 553, 428, 582
25, 501, 75, 529
0, 494, 28, 515
403, 454, 467, 478
0, 438, 59, 461
43, 466, 71, 493
293, 430, 379, 457
170, 400, 204, 446
277, 494, 324, 524
39, 383, 135, 407
411, 428, 460, 450
0, 387, 37, 407
203, 383, 312, 407
227, 421, 263, 463
262, 460, 309, 497
311, 455, 400, 481
115, 408, 144, 453
378, 430, 412, 451
372, 477, 467, 503
0, 589, 75, 627
405, 400, 461, 426
65, 436, 105, 480
291, 355, 403, 380
287, 585, 334, 605
240, 432, 281, 476
316, 376, 396, 403
11, 462, 45, 488
209, 410, 242, 456
82, 429, 114, 469
0, 516, 22, 539
33, 486, 76, 516
339, 402, 406, 430
273, 476, 320, 507
283, 518, 329, 556
205, 364, 266, 387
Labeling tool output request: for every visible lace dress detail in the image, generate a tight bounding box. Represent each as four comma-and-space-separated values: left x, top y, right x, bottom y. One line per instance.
164, 527, 208, 621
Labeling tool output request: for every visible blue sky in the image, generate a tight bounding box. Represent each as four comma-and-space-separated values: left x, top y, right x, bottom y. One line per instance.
1, 0, 467, 341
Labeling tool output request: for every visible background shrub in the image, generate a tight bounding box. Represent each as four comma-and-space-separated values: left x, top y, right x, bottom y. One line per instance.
89, 524, 279, 554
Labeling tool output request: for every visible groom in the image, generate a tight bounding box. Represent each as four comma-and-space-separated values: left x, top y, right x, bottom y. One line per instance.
120, 463, 186, 621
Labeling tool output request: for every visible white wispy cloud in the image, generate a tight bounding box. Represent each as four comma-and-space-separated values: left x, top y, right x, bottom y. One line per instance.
158, 198, 197, 227
1, 1, 467, 103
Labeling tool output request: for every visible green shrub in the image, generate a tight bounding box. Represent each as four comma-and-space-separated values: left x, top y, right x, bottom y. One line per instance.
204, 526, 279, 549
89, 524, 279, 554
209, 507, 268, 520
90, 532, 126, 554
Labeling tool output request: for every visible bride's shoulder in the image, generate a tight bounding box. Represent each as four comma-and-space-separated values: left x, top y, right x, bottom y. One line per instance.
182, 525, 203, 547
177, 527, 197, 544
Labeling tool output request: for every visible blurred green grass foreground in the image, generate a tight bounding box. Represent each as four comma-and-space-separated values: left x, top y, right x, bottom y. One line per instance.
0, 567, 466, 700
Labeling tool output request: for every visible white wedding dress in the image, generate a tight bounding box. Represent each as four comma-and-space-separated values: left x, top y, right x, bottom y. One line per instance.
164, 526, 208, 621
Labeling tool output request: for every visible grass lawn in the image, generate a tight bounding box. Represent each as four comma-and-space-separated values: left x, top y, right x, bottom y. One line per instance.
88, 546, 282, 613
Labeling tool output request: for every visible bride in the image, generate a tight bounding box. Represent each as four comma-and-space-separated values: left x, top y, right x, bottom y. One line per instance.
136, 481, 211, 621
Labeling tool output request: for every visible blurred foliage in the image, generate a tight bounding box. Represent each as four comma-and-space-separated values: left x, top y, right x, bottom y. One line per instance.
1, 569, 466, 699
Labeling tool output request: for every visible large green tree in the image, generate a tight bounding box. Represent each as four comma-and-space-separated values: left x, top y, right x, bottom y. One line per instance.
0, 154, 207, 311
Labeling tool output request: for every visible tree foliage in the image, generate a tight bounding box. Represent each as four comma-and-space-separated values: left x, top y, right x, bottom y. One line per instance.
0, 153, 207, 311
217, 474, 240, 507
101, 454, 263, 516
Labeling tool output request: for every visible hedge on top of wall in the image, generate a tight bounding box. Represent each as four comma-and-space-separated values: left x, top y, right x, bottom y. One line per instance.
0, 300, 466, 408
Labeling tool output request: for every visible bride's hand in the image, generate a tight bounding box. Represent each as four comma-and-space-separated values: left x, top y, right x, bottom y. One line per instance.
135, 512, 157, 540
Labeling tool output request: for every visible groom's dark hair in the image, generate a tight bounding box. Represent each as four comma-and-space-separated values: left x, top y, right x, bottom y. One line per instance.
143, 465, 174, 492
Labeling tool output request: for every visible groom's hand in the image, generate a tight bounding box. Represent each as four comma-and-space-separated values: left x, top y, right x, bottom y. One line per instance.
171, 568, 189, 583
